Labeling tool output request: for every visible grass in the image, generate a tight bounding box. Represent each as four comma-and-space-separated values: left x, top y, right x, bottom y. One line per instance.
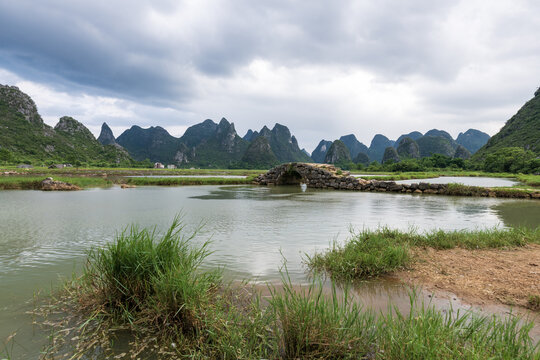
269, 271, 377, 359
0, 174, 255, 190
0, 176, 112, 189
528, 295, 540, 311
445, 183, 538, 198
125, 176, 255, 186
353, 171, 540, 188
38, 221, 540, 359
0, 165, 265, 177
307, 227, 540, 281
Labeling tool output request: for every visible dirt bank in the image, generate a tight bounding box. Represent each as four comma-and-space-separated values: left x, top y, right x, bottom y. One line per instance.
395, 244, 540, 310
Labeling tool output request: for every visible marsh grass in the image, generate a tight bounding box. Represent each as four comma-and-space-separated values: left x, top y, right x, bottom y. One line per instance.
307, 227, 540, 281
377, 297, 539, 359
269, 270, 376, 359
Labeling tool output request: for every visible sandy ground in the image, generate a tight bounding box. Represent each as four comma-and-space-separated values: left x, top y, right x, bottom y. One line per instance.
395, 244, 540, 309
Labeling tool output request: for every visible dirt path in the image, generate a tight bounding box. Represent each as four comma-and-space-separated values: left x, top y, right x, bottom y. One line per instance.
395, 244, 540, 310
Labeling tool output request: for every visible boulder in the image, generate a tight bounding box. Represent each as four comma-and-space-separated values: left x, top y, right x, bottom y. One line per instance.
40, 177, 81, 191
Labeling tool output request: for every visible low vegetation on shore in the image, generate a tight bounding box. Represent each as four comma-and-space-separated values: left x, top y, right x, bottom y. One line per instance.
39, 221, 540, 359
125, 176, 255, 186
0, 175, 112, 190
307, 227, 540, 281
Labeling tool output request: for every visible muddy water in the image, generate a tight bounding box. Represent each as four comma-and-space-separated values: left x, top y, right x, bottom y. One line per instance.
1, 185, 539, 358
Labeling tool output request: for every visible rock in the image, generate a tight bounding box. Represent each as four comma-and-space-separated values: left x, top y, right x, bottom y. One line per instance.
40, 178, 81, 191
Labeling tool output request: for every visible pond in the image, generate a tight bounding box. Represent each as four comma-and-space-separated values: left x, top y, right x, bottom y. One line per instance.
1, 185, 539, 358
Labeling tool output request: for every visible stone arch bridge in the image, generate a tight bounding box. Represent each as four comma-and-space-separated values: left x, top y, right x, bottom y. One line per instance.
254, 162, 448, 194
253, 163, 540, 199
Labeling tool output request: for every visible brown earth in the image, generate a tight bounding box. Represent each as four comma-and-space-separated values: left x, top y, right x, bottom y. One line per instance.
395, 244, 540, 310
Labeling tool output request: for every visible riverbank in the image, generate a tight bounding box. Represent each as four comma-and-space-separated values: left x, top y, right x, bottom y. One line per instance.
395, 244, 540, 310
0, 175, 256, 189
36, 222, 540, 359
307, 227, 540, 312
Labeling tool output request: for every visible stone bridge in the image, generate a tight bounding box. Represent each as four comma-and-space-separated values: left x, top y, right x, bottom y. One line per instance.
254, 162, 417, 192
253, 163, 540, 199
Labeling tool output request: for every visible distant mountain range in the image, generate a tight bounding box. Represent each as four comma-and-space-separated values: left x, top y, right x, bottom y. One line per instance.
1, 83, 538, 168
312, 128, 490, 165
113, 120, 310, 168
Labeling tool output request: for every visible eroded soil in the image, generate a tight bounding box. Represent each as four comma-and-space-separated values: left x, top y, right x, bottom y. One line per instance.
395, 244, 540, 310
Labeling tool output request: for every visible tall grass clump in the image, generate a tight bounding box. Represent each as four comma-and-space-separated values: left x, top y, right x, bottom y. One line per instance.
83, 217, 218, 329
307, 229, 411, 281
62, 217, 278, 358
269, 270, 376, 359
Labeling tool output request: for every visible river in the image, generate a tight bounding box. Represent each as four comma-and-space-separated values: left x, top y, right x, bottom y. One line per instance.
1, 185, 539, 358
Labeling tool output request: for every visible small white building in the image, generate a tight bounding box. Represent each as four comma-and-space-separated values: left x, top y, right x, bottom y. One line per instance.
167, 164, 177, 169
154, 162, 164, 169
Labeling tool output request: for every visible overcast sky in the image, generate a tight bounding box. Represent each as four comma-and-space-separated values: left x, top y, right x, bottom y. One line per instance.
1, 0, 539, 152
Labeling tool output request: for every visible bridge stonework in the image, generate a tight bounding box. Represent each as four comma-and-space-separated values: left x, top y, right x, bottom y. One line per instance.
253, 162, 448, 193
253, 163, 540, 199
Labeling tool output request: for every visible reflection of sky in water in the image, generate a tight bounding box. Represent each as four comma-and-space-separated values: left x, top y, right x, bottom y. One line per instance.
1, 185, 540, 358
1, 186, 539, 284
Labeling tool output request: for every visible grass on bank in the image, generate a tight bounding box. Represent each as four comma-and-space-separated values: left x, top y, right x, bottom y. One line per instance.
307, 227, 540, 281
125, 176, 255, 186
40, 220, 540, 359
0, 176, 112, 190
352, 171, 540, 188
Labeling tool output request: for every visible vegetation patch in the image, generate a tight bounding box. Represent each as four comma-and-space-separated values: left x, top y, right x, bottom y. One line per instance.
125, 176, 255, 186
307, 227, 540, 281
528, 295, 540, 311
38, 222, 540, 359
0, 175, 112, 190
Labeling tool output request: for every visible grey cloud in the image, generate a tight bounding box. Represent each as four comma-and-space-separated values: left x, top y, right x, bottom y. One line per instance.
0, 0, 475, 105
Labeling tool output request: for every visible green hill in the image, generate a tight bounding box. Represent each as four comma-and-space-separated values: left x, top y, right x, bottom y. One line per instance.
116, 125, 180, 163
456, 129, 490, 154
0, 84, 132, 165
311, 140, 332, 163
339, 134, 369, 159
416, 136, 455, 158
241, 136, 279, 168
474, 88, 540, 159
368, 134, 393, 163
324, 140, 351, 164
256, 123, 312, 163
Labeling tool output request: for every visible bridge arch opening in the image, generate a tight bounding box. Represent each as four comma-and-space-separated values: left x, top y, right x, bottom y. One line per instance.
276, 169, 306, 185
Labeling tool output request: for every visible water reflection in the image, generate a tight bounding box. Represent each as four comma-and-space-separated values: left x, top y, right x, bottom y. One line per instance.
1, 185, 539, 358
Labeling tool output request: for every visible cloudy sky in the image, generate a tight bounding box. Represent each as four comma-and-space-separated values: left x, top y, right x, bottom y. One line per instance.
1, 0, 539, 152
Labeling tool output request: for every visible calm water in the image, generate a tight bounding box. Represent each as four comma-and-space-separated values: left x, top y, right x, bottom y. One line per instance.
1, 185, 539, 358
396, 176, 519, 187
